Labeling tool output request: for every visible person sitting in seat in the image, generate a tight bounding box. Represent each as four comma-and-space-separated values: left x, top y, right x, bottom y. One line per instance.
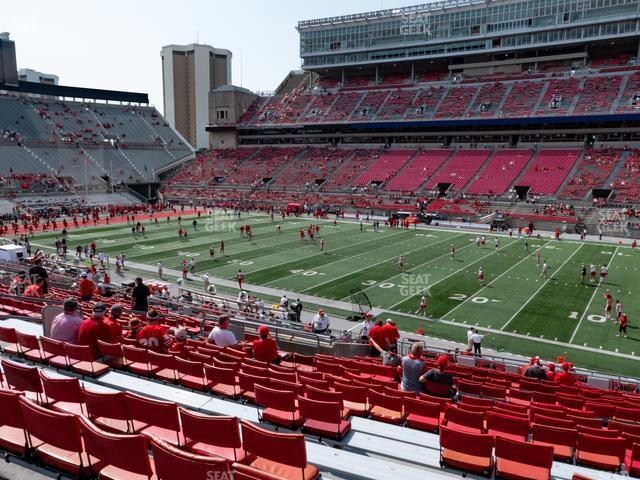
207, 316, 238, 347
523, 357, 547, 380
420, 355, 456, 398
169, 328, 188, 354
252, 325, 281, 365
136, 310, 173, 352
400, 342, 427, 394
369, 336, 401, 368
554, 362, 576, 386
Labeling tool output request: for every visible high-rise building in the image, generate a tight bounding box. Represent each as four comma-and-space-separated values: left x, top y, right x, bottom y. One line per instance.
18, 68, 58, 85
161, 43, 231, 150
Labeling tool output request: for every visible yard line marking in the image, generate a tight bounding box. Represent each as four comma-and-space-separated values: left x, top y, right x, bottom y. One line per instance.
568, 245, 619, 343
443, 240, 554, 319
260, 229, 428, 286
384, 238, 520, 310
502, 243, 585, 332
303, 232, 464, 294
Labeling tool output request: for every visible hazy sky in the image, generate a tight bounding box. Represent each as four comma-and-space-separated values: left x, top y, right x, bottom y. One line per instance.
6, 0, 421, 113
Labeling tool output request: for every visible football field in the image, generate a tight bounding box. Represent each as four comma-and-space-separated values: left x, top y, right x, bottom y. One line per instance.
29, 211, 640, 377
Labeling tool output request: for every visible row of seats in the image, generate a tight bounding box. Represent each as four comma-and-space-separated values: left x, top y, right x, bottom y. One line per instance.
561, 149, 624, 199
352, 150, 415, 187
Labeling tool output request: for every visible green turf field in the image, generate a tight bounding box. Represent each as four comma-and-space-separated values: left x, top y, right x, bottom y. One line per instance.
27, 211, 640, 376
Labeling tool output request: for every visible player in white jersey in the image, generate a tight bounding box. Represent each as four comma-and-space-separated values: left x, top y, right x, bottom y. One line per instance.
396, 256, 405, 271
494, 237, 499, 249
540, 261, 549, 279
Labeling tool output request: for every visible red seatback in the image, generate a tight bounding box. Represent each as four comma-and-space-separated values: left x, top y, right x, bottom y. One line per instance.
610, 419, 640, 437
254, 384, 296, 412
40, 336, 66, 356
124, 392, 180, 433
212, 356, 240, 372
444, 405, 485, 431
403, 397, 440, 418
84, 389, 130, 422
533, 414, 576, 429
0, 388, 25, 429
78, 415, 152, 477
179, 408, 241, 449
460, 396, 494, 408
496, 436, 554, 469
440, 425, 494, 456
299, 377, 331, 391
567, 414, 603, 428
16, 331, 40, 350
123, 345, 149, 363
241, 364, 269, 377
19, 396, 82, 453
333, 382, 368, 404
269, 370, 297, 383
577, 425, 620, 438
487, 411, 530, 438
369, 389, 403, 412
577, 433, 626, 458
204, 364, 236, 386
298, 395, 342, 424
176, 357, 204, 377
238, 372, 270, 393
531, 423, 578, 448
151, 437, 230, 477
149, 351, 177, 370
615, 406, 640, 423
1, 358, 43, 393
0, 325, 18, 343
305, 385, 344, 407
240, 420, 307, 468
98, 340, 123, 358
39, 371, 84, 404
64, 343, 96, 362
269, 378, 304, 396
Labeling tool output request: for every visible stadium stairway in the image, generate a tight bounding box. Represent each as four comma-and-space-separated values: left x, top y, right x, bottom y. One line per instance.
553, 149, 587, 197
612, 75, 631, 111
0, 318, 631, 480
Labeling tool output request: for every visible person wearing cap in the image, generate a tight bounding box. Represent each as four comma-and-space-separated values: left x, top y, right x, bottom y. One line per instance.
523, 357, 546, 379
78, 302, 112, 357
78, 272, 95, 301
103, 304, 124, 343
545, 362, 557, 381
401, 342, 427, 394
368, 319, 387, 357
136, 310, 173, 352
28, 258, 48, 294
311, 309, 330, 334
51, 298, 83, 344
357, 312, 373, 340
383, 319, 400, 347
207, 316, 238, 347
369, 334, 401, 369
170, 328, 188, 354
252, 326, 281, 364
554, 362, 577, 386
24, 277, 45, 298
131, 277, 150, 312
420, 355, 456, 398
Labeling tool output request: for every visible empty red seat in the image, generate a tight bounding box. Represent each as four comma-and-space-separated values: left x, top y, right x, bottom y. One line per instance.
439, 425, 494, 475
123, 345, 159, 376
368, 389, 405, 425
98, 340, 125, 369
64, 343, 109, 377
298, 395, 351, 439
176, 357, 208, 391
0, 325, 20, 355
487, 411, 530, 441
254, 384, 301, 429
125, 391, 182, 445
40, 336, 71, 369
239, 419, 319, 480
16, 332, 48, 363
205, 364, 240, 398
19, 396, 91, 476
84, 389, 131, 434
576, 433, 626, 471
151, 436, 231, 479
0, 388, 28, 456
1, 358, 44, 403
443, 405, 485, 434
180, 408, 245, 462
495, 436, 554, 480
39, 370, 85, 416
78, 414, 154, 479
333, 382, 369, 417
238, 372, 269, 404
531, 423, 577, 461
304, 385, 352, 418
404, 397, 441, 432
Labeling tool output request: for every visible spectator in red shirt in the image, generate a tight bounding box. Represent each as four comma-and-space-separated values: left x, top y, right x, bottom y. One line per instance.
127, 317, 142, 339
77, 302, 112, 357
78, 272, 95, 301
24, 277, 45, 298
252, 326, 280, 364
545, 362, 556, 381
169, 328, 188, 354
103, 304, 123, 342
383, 319, 400, 347
554, 362, 576, 386
368, 319, 387, 357
136, 310, 173, 352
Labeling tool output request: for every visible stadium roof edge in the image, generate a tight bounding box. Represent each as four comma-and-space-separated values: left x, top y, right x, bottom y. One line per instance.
0, 80, 149, 104
297, 0, 487, 29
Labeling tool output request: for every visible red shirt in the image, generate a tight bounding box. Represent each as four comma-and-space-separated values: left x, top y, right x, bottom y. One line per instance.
620, 314, 628, 327
383, 324, 400, 345
554, 371, 576, 386
102, 316, 122, 343
77, 318, 112, 357
170, 341, 186, 354
252, 338, 279, 363
136, 324, 172, 351
368, 325, 388, 348
24, 284, 43, 298
79, 279, 95, 297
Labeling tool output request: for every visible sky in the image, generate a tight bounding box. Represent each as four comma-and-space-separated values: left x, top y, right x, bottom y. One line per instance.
5, 0, 423, 114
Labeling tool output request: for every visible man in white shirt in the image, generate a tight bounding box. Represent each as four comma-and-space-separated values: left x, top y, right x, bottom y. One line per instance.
157, 261, 163, 279
280, 295, 288, 309
311, 309, 330, 334
470, 329, 488, 356
207, 316, 238, 347
466, 327, 474, 352
357, 312, 373, 339
202, 272, 210, 291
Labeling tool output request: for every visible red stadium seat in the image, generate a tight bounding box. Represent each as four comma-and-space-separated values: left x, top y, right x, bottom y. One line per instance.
125, 391, 182, 445
84, 389, 131, 434
404, 397, 441, 432
176, 357, 208, 391
1, 358, 44, 403
0, 388, 28, 456
97, 340, 125, 369
39, 336, 71, 369
77, 415, 153, 479
531, 423, 577, 461
239, 420, 319, 480
238, 372, 269, 404
576, 433, 626, 471
254, 384, 301, 429
151, 437, 231, 479
298, 395, 351, 439
443, 405, 485, 434
439, 425, 494, 475
179, 408, 245, 462
495, 436, 554, 480
16, 332, 48, 363
148, 350, 178, 382
205, 364, 241, 399
123, 345, 159, 376
0, 325, 20, 356
64, 343, 109, 377
486, 411, 530, 441
39, 370, 85, 416
18, 396, 90, 476
368, 389, 405, 425
333, 382, 369, 417
304, 385, 352, 418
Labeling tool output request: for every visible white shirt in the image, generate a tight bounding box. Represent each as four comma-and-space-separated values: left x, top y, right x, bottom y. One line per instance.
359, 320, 372, 337
471, 333, 484, 344
467, 329, 474, 340
202, 274, 209, 283
312, 313, 330, 331
207, 326, 237, 347
280, 296, 288, 307
157, 262, 163, 270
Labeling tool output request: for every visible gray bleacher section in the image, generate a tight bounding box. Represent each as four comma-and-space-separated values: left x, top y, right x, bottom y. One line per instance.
0, 316, 629, 480
0, 94, 192, 184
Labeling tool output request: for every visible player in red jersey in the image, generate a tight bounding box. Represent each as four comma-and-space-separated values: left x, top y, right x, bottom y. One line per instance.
450, 244, 455, 260
220, 240, 224, 255
299, 228, 305, 241
604, 291, 613, 321
632, 240, 637, 250
236, 270, 244, 289
478, 267, 485, 286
